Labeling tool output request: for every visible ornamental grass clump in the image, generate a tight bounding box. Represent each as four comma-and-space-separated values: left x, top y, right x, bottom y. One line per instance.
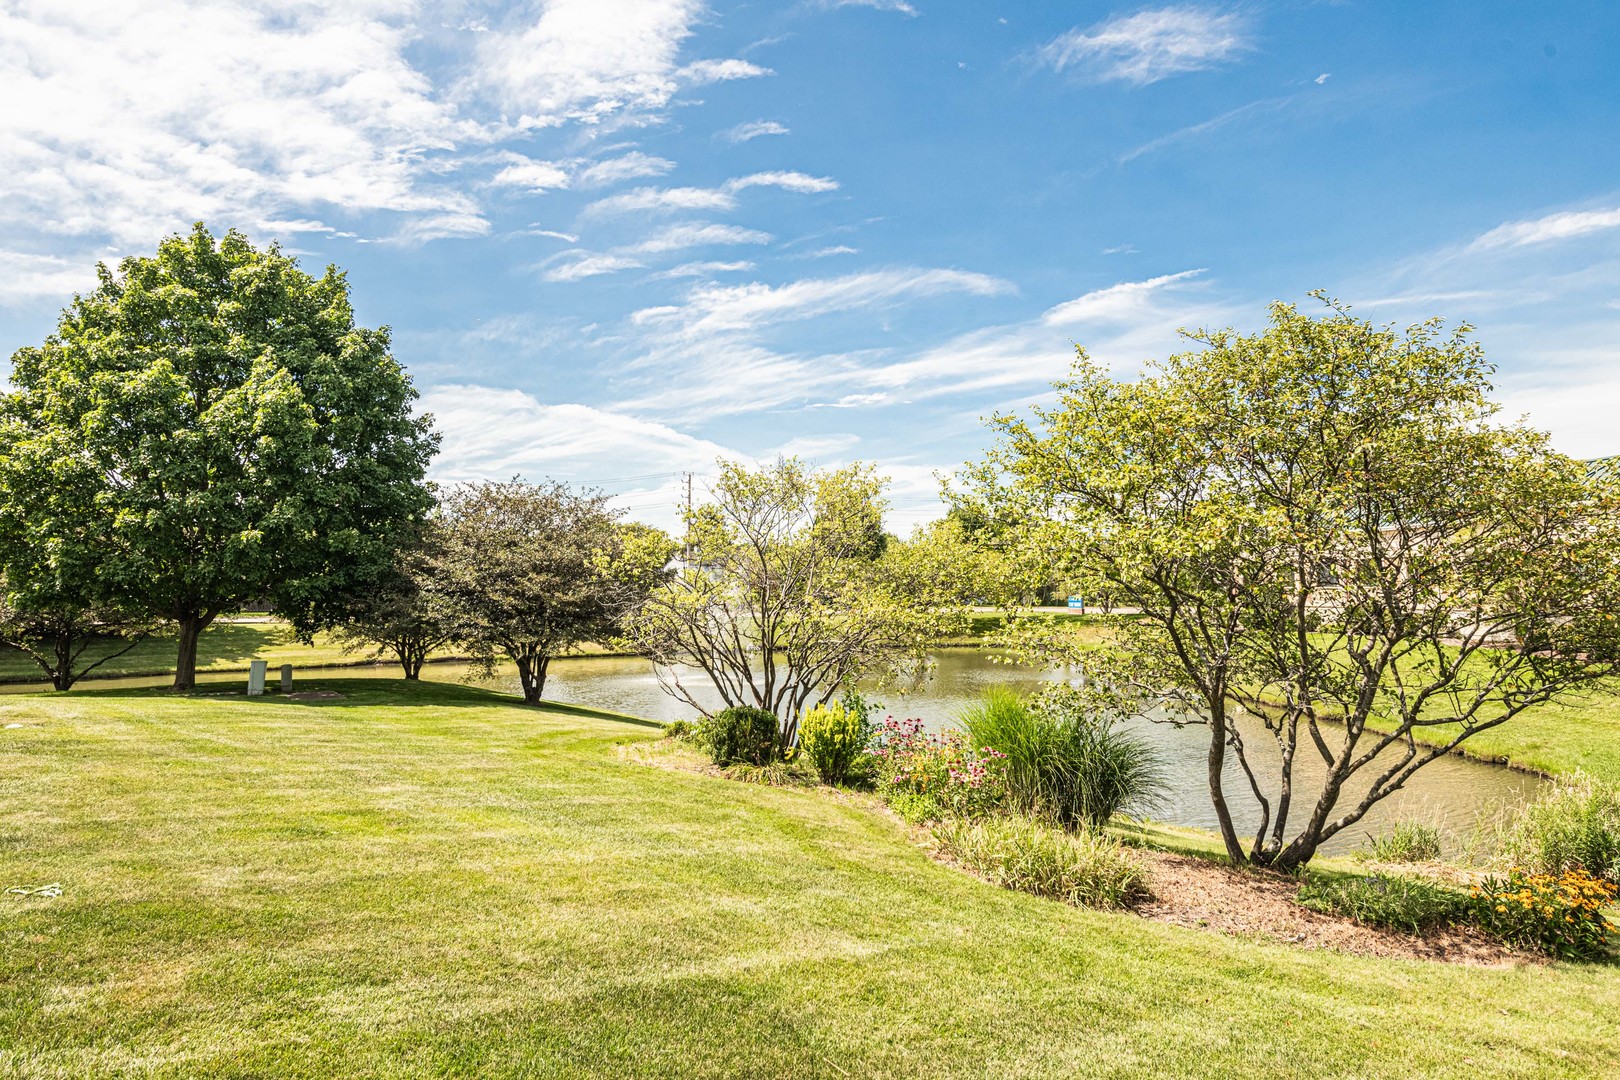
1471, 868, 1618, 961
1295, 873, 1472, 934
870, 716, 1007, 824
798, 699, 870, 785
1500, 772, 1620, 884
933, 816, 1147, 910
959, 685, 1165, 830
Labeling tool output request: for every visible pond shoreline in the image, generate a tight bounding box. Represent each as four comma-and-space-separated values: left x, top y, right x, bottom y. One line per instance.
0, 642, 1561, 784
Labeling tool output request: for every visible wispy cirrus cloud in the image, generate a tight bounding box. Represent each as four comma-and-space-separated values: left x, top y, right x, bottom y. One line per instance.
575, 152, 676, 187
488, 154, 573, 193
719, 119, 790, 143
1471, 207, 1620, 250
542, 252, 647, 282
645, 260, 758, 280
820, 0, 918, 16
727, 171, 839, 194
583, 186, 740, 217
632, 267, 1012, 335
629, 222, 775, 254
1039, 6, 1251, 86
583, 171, 838, 216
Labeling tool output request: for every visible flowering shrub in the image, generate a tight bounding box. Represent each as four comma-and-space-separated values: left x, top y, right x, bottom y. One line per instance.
1471, 868, 1618, 961
870, 717, 1007, 823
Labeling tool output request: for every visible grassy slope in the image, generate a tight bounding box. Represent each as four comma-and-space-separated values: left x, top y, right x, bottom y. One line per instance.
2, 682, 1617, 1078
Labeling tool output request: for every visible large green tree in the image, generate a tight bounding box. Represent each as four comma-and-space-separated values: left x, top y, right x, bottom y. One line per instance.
0, 224, 438, 689
967, 296, 1620, 870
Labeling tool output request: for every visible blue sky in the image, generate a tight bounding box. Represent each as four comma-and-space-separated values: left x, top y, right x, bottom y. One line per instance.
3, 1, 1618, 531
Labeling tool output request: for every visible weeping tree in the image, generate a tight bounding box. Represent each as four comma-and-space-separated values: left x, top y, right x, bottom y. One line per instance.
966, 295, 1620, 871
623, 458, 962, 744
0, 224, 438, 690
434, 481, 665, 704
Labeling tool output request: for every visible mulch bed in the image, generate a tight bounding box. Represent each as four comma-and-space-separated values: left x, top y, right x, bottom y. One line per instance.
1128, 847, 1532, 965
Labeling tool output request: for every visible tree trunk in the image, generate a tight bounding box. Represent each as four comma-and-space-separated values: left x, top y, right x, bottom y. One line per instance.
173, 613, 212, 691
529, 656, 549, 703
52, 634, 75, 691
1205, 697, 1247, 864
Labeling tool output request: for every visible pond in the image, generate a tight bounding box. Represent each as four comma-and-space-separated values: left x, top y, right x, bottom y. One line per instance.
5, 649, 1543, 855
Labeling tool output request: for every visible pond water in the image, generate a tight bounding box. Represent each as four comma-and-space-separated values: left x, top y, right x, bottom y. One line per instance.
5, 649, 1543, 854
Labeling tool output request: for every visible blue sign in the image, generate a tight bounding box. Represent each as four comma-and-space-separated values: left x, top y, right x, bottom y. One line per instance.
1066, 596, 1084, 608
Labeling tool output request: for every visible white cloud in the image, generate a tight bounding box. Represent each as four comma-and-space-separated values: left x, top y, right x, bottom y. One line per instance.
466, 0, 707, 127
645, 260, 758, 279
1042, 269, 1207, 324
628, 222, 774, 254
0, 250, 100, 302
1471, 207, 1620, 250
575, 151, 676, 186
543, 253, 646, 281
583, 185, 739, 217
820, 0, 919, 15
422, 384, 738, 530
802, 245, 859, 258
523, 227, 581, 242
0, 0, 479, 247
1315, 73, 1330, 85
719, 119, 790, 143
1039, 7, 1251, 85
679, 58, 773, 84
489, 155, 572, 193
632, 267, 1012, 334
726, 171, 840, 194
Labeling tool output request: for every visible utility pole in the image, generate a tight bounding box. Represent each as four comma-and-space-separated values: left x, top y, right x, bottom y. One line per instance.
681, 471, 693, 566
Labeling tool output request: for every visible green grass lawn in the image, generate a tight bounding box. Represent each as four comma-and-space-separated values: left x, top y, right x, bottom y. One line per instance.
2, 681, 1618, 1077
0, 620, 380, 684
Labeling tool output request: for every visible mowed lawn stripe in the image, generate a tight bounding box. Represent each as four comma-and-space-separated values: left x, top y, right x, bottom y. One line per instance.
1, 680, 1616, 1078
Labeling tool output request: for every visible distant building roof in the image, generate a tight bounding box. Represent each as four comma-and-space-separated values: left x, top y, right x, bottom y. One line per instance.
1587, 456, 1620, 484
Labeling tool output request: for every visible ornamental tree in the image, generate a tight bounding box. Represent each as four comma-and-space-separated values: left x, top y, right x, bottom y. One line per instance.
433, 481, 662, 704
0, 224, 438, 689
332, 521, 458, 680
623, 458, 963, 744
965, 296, 1620, 871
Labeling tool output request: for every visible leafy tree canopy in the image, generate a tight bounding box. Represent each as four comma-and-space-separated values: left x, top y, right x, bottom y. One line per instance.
625, 458, 964, 741
434, 481, 661, 704
967, 295, 1620, 870
0, 223, 438, 688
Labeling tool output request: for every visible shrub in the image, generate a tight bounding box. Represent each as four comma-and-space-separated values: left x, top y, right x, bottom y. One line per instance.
870, 717, 1006, 824
663, 719, 697, 741
1295, 873, 1472, 934
1471, 868, 1618, 961
700, 706, 781, 767
959, 685, 1165, 830
798, 700, 869, 785
1500, 773, 1620, 883
932, 816, 1148, 909
1359, 819, 1444, 864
